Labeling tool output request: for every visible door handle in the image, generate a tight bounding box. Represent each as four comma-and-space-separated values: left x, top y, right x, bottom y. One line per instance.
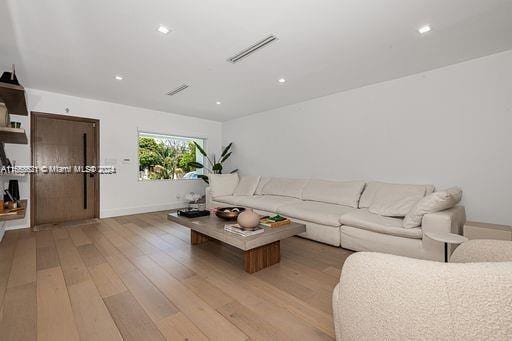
83, 133, 87, 209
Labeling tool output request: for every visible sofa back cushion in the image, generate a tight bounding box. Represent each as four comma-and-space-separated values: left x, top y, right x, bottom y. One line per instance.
403, 187, 463, 228
261, 178, 308, 199
302, 180, 365, 208
209, 173, 239, 198
360, 181, 434, 209
358, 182, 381, 209
255, 177, 270, 195
368, 183, 431, 217
233, 176, 261, 196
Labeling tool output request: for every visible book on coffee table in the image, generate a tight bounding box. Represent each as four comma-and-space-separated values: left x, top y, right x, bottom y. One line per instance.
260, 214, 292, 228
224, 224, 265, 237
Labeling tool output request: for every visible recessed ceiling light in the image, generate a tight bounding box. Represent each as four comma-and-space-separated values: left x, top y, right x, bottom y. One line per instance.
278, 78, 286, 83
216, 101, 221, 105
418, 25, 431, 34
115, 75, 123, 80
157, 25, 170, 34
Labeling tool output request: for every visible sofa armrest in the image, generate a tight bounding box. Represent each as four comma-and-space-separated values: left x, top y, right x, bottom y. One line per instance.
421, 206, 466, 261
205, 187, 213, 209
450, 239, 512, 263
422, 206, 466, 235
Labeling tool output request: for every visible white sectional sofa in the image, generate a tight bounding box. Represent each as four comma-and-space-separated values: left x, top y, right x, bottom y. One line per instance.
206, 175, 466, 261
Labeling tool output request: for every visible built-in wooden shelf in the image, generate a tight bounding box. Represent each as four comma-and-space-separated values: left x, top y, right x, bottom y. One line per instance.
0, 126, 28, 144
0, 82, 28, 116
0, 199, 27, 222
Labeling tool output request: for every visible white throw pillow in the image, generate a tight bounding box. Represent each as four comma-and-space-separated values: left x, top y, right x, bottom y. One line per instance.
209, 173, 239, 198
446, 186, 463, 204
233, 176, 261, 196
403, 187, 463, 228
261, 178, 308, 199
368, 183, 427, 217
302, 179, 365, 208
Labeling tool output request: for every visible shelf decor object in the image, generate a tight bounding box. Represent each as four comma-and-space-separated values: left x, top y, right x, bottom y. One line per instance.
0, 199, 27, 222
0, 66, 28, 146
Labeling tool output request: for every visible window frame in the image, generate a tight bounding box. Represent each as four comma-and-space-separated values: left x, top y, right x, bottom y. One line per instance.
137, 130, 207, 182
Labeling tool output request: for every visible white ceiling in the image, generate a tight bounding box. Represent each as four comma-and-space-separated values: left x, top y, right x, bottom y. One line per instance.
1, 0, 512, 121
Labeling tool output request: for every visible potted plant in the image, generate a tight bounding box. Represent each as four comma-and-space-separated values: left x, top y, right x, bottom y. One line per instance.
188, 142, 237, 184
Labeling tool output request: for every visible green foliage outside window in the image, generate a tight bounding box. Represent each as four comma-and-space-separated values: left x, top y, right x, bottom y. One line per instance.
138, 134, 202, 180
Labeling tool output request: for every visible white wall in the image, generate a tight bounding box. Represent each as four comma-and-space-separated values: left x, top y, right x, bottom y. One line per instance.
4, 89, 222, 230
223, 50, 512, 225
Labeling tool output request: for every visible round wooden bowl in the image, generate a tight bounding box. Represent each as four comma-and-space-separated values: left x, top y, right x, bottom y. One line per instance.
215, 207, 246, 221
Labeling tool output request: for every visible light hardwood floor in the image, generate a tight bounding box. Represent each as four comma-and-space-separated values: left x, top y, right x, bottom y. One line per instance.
0, 211, 353, 340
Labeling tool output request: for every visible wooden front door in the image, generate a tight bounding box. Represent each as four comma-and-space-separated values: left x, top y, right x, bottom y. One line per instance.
31, 112, 99, 226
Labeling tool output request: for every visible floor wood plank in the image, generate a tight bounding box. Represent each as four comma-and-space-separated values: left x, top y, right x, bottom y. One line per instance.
54, 238, 90, 286
7, 236, 36, 288
88, 262, 128, 298
217, 300, 294, 341
119, 269, 179, 322
0, 282, 37, 341
0, 231, 19, 309
103, 290, 166, 341
182, 274, 234, 309
77, 243, 107, 268
157, 312, 208, 341
37, 267, 80, 341
67, 280, 123, 341
36, 246, 60, 271
68, 228, 92, 247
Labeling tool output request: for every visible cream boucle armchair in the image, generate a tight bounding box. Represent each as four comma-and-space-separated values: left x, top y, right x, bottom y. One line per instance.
332, 240, 512, 340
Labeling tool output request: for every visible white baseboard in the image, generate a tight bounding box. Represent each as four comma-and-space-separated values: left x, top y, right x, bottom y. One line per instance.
100, 201, 187, 218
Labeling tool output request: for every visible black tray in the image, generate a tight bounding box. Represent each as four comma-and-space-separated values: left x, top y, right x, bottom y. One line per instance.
177, 209, 210, 218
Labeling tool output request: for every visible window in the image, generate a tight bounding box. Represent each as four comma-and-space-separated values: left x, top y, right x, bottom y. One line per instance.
138, 132, 205, 180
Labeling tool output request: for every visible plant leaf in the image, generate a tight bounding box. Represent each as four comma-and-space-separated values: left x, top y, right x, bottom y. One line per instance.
221, 142, 233, 157
212, 163, 223, 172
220, 152, 232, 163
193, 141, 207, 157
187, 162, 204, 169
230, 169, 238, 174
197, 174, 209, 184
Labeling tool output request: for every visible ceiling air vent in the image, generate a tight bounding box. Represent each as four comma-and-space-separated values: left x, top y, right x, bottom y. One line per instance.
166, 84, 189, 96
227, 35, 278, 63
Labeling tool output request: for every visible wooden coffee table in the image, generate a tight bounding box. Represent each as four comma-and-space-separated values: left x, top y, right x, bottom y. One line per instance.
167, 212, 306, 273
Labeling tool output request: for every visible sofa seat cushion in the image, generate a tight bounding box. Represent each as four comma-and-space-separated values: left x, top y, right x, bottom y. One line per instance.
236, 195, 300, 212
213, 195, 246, 206
339, 209, 423, 239
277, 201, 356, 227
